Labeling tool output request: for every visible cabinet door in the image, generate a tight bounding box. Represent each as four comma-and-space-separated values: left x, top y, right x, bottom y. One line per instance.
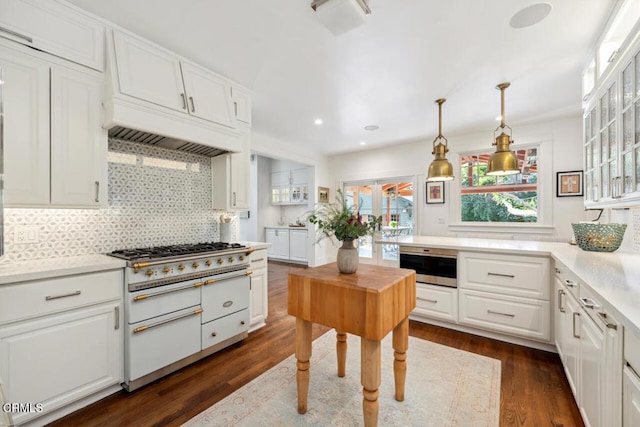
276, 229, 290, 259
291, 168, 308, 185
289, 230, 308, 262
249, 268, 267, 330
229, 131, 250, 209
181, 61, 235, 128
112, 30, 186, 113
265, 229, 278, 258
563, 288, 580, 397
271, 171, 291, 187
0, 302, 122, 425
50, 65, 107, 207
1, 46, 50, 206
623, 366, 640, 427
579, 312, 605, 427
231, 85, 251, 125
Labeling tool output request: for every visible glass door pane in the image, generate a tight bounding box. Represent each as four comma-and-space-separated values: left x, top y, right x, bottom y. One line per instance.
343, 183, 375, 264
379, 181, 414, 266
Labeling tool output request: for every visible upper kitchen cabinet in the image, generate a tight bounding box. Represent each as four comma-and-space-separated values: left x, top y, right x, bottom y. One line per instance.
271, 168, 309, 205
231, 85, 251, 126
111, 30, 235, 129
1, 41, 107, 208
0, 0, 105, 71
211, 130, 251, 210
583, 1, 640, 208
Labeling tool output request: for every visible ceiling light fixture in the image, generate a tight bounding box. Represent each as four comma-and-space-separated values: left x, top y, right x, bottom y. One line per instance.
509, 3, 552, 29
310, 0, 370, 36
426, 99, 454, 182
360, 141, 366, 145
314, 118, 323, 125
487, 82, 520, 176
364, 124, 379, 131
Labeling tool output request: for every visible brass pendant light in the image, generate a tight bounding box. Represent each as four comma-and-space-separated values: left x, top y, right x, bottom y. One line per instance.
427, 98, 454, 181
487, 82, 520, 176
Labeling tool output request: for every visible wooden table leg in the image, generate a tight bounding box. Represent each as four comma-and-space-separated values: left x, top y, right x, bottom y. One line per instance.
392, 316, 409, 402
361, 337, 381, 427
336, 330, 347, 377
295, 318, 312, 414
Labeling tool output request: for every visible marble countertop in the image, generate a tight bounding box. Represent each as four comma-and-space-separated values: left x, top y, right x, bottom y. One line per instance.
0, 254, 126, 285
241, 241, 269, 250
380, 235, 640, 337
264, 225, 308, 230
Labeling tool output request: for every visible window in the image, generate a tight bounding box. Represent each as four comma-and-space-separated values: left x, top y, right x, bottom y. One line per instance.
460, 148, 538, 222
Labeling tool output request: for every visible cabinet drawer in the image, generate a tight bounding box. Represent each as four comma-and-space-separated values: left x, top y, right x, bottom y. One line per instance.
201, 275, 250, 323
250, 249, 268, 270
625, 328, 640, 373
202, 308, 249, 349
460, 252, 550, 299
0, 270, 122, 324
554, 259, 580, 300
413, 283, 458, 323
459, 289, 550, 341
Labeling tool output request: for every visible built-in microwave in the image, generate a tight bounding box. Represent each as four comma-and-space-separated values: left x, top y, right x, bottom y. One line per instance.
399, 246, 457, 288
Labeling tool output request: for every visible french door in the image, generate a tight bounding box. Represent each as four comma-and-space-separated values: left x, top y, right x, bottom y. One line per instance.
343, 178, 415, 266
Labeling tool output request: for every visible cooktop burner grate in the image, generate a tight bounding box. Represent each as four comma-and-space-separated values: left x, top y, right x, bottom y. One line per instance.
108, 242, 246, 261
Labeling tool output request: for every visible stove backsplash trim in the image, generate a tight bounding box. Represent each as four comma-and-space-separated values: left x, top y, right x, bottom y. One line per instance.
2, 139, 237, 262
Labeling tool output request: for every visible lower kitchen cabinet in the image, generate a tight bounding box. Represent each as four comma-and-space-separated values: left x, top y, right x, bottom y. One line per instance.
411, 283, 457, 323
265, 228, 308, 264
554, 261, 580, 397
624, 328, 640, 427
289, 229, 308, 262
0, 269, 123, 425
249, 248, 268, 331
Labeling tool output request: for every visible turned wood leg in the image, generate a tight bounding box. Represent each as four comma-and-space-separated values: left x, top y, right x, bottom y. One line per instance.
392, 316, 409, 402
336, 331, 347, 377
295, 318, 312, 414
361, 338, 381, 427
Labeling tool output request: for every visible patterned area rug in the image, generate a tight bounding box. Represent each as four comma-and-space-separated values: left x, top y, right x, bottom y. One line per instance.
183, 332, 501, 427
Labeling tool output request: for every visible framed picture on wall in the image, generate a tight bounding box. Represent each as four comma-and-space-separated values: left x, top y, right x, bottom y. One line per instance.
556, 170, 583, 197
426, 181, 445, 204
318, 187, 329, 203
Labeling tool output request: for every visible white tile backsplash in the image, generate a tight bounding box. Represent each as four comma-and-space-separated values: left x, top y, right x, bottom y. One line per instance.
1, 139, 236, 262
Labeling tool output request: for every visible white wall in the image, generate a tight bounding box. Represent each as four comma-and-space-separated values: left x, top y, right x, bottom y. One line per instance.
328, 115, 588, 241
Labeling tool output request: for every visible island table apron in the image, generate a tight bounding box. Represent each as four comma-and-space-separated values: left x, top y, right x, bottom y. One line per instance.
287, 263, 416, 427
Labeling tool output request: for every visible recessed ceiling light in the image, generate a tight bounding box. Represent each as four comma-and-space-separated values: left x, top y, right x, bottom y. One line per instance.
364, 125, 379, 131
360, 141, 366, 146
510, 3, 552, 29
314, 118, 323, 125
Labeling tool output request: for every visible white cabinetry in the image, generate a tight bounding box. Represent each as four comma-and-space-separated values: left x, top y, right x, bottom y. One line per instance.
265, 228, 290, 260
289, 229, 308, 262
0, 269, 123, 425
231, 85, 251, 125
271, 168, 309, 205
554, 262, 580, 397
211, 130, 250, 210
1, 42, 107, 208
459, 252, 550, 342
0, 0, 105, 71
112, 30, 234, 128
624, 328, 640, 427
412, 283, 458, 323
249, 248, 268, 331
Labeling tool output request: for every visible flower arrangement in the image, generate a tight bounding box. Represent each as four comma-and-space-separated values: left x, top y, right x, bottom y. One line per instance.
308, 189, 382, 243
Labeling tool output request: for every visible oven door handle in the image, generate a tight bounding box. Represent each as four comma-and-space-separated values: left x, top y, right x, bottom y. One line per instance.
133, 308, 203, 333
202, 270, 253, 286
133, 282, 204, 301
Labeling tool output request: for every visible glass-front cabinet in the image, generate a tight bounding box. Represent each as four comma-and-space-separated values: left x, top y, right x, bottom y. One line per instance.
584, 23, 640, 208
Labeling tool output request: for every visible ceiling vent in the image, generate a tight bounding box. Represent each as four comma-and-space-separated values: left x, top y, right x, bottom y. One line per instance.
311, 0, 370, 36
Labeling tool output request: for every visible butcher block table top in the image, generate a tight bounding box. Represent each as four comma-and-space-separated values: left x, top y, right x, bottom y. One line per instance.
288, 263, 416, 427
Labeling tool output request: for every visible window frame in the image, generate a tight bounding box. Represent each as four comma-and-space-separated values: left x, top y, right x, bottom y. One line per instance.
448, 139, 554, 234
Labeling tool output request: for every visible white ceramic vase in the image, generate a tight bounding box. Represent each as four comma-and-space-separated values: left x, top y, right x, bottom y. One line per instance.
337, 239, 359, 274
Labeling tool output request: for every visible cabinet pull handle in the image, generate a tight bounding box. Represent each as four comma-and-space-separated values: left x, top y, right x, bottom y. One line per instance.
417, 297, 438, 304
573, 312, 580, 338
189, 96, 195, 113
234, 101, 238, 116
233, 192, 237, 206
180, 93, 187, 110
487, 309, 515, 317
132, 283, 199, 301
0, 26, 33, 43
597, 312, 618, 330
580, 297, 600, 310
487, 272, 515, 278
557, 289, 565, 313
564, 279, 576, 288
95, 181, 100, 203
555, 267, 561, 274
251, 258, 265, 263
114, 306, 120, 330
45, 290, 81, 301
133, 308, 202, 333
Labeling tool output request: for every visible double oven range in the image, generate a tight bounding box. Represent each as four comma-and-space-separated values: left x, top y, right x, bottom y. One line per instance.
108, 242, 254, 391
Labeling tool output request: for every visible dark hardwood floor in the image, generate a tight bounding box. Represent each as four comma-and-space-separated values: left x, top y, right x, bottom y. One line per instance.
50, 262, 583, 427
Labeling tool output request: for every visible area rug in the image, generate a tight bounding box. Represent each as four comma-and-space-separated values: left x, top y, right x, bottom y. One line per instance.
183, 332, 501, 427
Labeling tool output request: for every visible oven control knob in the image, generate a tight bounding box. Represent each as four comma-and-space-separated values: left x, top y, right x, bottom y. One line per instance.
205, 260, 211, 267
192, 262, 199, 269
228, 257, 234, 263
239, 255, 245, 261
162, 267, 171, 274
178, 264, 185, 271
217, 259, 224, 265
145, 269, 153, 277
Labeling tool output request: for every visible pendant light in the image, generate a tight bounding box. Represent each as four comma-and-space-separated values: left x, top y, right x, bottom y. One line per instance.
487, 82, 520, 176
427, 98, 454, 181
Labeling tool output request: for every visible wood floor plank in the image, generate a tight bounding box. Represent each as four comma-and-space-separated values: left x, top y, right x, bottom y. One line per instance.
49, 262, 583, 427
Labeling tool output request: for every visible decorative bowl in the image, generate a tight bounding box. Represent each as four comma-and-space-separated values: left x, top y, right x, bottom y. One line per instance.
571, 223, 627, 252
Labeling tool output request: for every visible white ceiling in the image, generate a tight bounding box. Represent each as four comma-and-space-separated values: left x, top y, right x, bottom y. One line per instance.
67, 0, 615, 155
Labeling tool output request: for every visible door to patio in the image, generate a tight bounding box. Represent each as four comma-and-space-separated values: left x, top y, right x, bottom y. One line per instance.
343, 178, 414, 267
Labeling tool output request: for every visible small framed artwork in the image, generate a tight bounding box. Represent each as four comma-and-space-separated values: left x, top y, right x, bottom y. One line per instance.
318, 186, 329, 203
557, 170, 583, 197
426, 181, 445, 204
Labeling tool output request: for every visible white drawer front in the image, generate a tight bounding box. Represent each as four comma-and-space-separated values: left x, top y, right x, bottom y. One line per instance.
625, 328, 640, 373
554, 259, 580, 300
459, 289, 550, 341
202, 308, 249, 349
201, 275, 250, 323
250, 250, 268, 270
0, 270, 122, 324
413, 284, 458, 323
127, 278, 201, 324
460, 252, 549, 299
